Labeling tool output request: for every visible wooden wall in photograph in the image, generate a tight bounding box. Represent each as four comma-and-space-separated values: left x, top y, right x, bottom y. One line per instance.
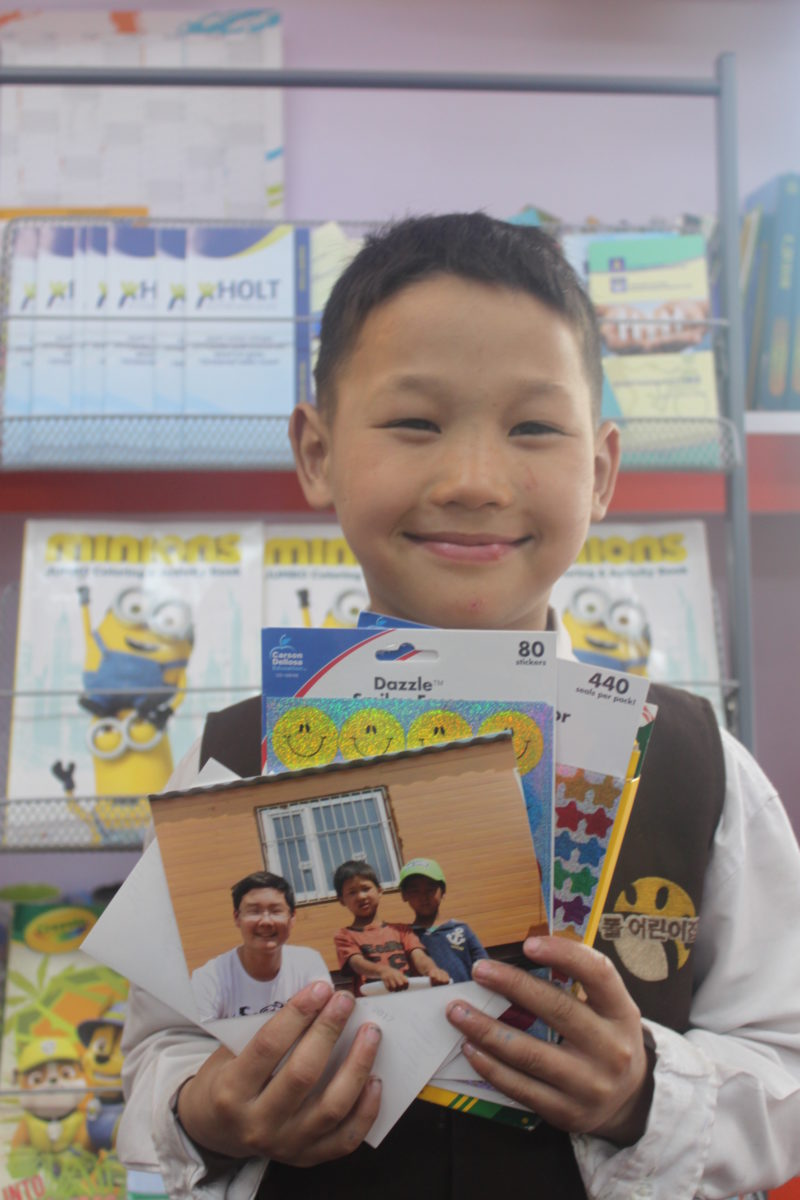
151, 736, 547, 973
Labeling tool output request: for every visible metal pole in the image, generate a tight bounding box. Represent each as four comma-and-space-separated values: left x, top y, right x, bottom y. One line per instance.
0, 64, 719, 97
716, 51, 756, 750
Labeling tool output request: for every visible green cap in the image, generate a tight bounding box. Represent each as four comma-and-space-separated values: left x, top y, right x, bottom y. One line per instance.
399, 857, 446, 886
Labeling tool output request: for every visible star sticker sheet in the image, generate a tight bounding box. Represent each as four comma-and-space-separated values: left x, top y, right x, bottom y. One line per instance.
552, 660, 652, 943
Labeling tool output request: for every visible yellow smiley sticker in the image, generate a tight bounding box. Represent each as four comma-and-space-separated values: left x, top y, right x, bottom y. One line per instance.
478, 710, 544, 774
339, 708, 406, 760
406, 709, 472, 749
272, 706, 339, 769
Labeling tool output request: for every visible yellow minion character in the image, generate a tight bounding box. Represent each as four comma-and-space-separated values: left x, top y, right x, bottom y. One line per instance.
562, 586, 651, 676
56, 585, 196, 829
296, 585, 368, 628
77, 583, 194, 725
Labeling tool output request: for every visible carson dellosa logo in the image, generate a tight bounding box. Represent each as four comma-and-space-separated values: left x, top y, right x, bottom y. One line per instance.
269, 633, 304, 673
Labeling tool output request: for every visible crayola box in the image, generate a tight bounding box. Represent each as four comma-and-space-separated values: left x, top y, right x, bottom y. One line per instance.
261, 624, 557, 916
0, 900, 129, 1198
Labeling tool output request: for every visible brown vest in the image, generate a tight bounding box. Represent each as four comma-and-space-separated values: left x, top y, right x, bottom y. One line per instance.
200, 683, 725, 1199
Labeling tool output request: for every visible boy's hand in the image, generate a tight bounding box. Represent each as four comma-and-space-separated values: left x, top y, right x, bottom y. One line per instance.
378, 966, 410, 991
427, 965, 451, 986
177, 980, 382, 1166
446, 936, 654, 1147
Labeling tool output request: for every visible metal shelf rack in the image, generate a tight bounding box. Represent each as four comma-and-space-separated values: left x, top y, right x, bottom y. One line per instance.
0, 53, 755, 758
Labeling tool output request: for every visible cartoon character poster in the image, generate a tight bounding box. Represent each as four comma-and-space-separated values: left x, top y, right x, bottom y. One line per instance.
4, 519, 263, 847
550, 519, 724, 722
262, 522, 368, 630
0, 900, 129, 1198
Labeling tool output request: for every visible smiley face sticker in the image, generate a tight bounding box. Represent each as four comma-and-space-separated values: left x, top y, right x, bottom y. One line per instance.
271, 705, 339, 769
477, 709, 544, 774
339, 708, 406, 760
406, 709, 472, 750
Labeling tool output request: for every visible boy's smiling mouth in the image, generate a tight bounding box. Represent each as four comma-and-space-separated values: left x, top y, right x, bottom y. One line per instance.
405, 531, 530, 562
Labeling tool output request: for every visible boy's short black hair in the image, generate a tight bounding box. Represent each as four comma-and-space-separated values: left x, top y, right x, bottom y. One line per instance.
314, 211, 603, 422
232, 870, 295, 914
333, 859, 380, 898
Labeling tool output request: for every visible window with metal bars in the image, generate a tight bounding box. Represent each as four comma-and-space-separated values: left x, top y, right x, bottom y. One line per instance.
257, 786, 401, 903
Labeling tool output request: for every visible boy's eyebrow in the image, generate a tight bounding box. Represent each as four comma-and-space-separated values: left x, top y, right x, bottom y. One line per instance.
374, 371, 576, 403
373, 372, 449, 399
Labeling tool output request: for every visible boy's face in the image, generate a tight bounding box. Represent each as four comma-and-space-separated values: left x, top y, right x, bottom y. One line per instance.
292, 274, 619, 632
401, 875, 444, 924
339, 875, 381, 922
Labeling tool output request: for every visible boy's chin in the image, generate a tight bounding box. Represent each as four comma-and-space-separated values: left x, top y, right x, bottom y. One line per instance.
423, 603, 545, 633
367, 581, 551, 632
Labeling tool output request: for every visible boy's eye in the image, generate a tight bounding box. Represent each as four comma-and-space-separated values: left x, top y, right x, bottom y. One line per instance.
383, 417, 440, 433
509, 420, 558, 437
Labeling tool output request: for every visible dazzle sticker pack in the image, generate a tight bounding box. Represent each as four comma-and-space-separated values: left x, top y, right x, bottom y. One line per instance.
262, 625, 557, 914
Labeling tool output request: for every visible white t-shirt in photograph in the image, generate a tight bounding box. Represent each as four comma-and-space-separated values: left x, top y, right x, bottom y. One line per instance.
191, 944, 332, 1021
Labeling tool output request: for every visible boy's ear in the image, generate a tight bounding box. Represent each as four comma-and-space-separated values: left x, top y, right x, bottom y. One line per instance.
290, 402, 335, 510
591, 421, 621, 521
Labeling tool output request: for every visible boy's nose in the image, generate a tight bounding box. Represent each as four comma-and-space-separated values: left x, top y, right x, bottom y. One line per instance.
428, 432, 514, 509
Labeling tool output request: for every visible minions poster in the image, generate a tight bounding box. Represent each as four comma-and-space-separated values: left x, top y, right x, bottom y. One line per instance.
5, 519, 263, 848
550, 519, 725, 723
0, 899, 129, 1199
263, 522, 368, 630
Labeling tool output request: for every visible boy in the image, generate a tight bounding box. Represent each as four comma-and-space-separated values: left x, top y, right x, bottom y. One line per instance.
332, 859, 450, 994
191, 871, 331, 1021
120, 214, 800, 1199
398, 857, 488, 984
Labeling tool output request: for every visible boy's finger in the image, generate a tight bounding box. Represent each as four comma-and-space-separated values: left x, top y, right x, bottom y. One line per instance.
231, 980, 336, 1096
519, 936, 637, 1020
300, 1075, 383, 1167
469, 957, 635, 1053
301, 1022, 382, 1142
469, 958, 600, 1046
256, 989, 358, 1118
456, 1040, 576, 1131
447, 999, 586, 1095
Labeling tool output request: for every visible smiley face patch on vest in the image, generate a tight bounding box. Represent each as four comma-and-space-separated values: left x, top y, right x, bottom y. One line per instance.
600, 876, 699, 982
